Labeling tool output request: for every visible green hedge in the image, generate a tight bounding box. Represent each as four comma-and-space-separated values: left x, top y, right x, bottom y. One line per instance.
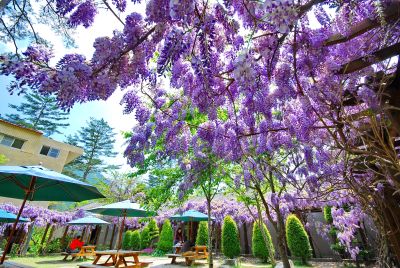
222, 216, 241, 259
252, 221, 274, 263
130, 230, 141, 250
141, 226, 151, 249
157, 220, 174, 253
196, 222, 209, 246
122, 231, 133, 250
286, 214, 311, 264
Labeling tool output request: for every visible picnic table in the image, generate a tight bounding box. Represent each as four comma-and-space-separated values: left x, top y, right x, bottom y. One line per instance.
78, 250, 152, 268
167, 245, 208, 265
61, 245, 96, 261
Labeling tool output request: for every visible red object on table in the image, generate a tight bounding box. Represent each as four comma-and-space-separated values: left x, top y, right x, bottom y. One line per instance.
70, 239, 84, 250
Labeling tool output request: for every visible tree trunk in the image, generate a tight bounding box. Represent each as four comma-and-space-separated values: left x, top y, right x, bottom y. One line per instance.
276, 209, 291, 268
20, 222, 35, 255
243, 223, 250, 254
206, 199, 213, 268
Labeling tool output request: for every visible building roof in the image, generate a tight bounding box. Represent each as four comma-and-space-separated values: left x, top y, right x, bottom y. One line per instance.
0, 119, 43, 135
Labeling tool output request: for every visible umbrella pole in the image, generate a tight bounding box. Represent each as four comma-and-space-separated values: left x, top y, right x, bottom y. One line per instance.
0, 176, 36, 264
117, 212, 126, 250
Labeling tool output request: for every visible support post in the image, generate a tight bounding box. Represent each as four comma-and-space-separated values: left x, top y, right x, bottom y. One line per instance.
117, 213, 126, 250
110, 224, 116, 249
0, 176, 36, 264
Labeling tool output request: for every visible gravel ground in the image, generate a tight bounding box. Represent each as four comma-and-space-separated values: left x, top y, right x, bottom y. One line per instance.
10, 255, 376, 268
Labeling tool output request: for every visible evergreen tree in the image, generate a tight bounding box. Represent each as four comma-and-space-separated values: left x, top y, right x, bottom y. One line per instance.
157, 220, 173, 253
130, 230, 141, 250
5, 92, 69, 136
222, 216, 241, 259
196, 222, 209, 246
140, 226, 151, 249
64, 117, 117, 181
286, 214, 312, 264
122, 231, 133, 250
147, 219, 159, 247
252, 221, 274, 263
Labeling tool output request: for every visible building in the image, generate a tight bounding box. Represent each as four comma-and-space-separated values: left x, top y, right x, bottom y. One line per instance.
0, 119, 83, 206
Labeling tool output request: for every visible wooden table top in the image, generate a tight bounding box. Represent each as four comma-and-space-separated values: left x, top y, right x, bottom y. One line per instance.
94, 250, 142, 256
82, 245, 96, 249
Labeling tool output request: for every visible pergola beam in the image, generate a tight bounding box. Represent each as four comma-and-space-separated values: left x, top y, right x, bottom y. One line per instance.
325, 3, 400, 46
336, 42, 400, 75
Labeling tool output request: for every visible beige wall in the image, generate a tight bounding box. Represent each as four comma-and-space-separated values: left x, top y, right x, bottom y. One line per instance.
0, 120, 83, 207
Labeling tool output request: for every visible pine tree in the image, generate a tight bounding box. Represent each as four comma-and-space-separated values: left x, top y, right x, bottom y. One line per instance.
222, 216, 241, 259
64, 117, 117, 181
122, 231, 133, 250
140, 226, 151, 249
157, 220, 173, 253
286, 214, 312, 264
196, 222, 209, 246
5, 92, 70, 136
252, 221, 274, 263
130, 230, 141, 250
147, 219, 159, 247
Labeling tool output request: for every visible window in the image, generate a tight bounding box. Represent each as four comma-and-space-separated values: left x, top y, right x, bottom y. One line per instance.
0, 134, 25, 149
39, 146, 60, 158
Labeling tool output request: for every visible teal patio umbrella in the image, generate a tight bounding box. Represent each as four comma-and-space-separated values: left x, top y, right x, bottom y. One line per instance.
88, 200, 155, 249
0, 165, 105, 263
68, 216, 109, 244
170, 210, 214, 222
170, 210, 214, 243
0, 209, 29, 223
67, 216, 110, 226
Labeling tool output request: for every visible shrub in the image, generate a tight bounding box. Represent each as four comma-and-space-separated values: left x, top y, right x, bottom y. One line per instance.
222, 216, 241, 259
122, 230, 133, 250
148, 219, 159, 246
157, 220, 173, 253
130, 230, 141, 250
286, 214, 312, 264
252, 221, 274, 262
196, 221, 209, 246
45, 238, 62, 253
10, 244, 20, 257
323, 206, 333, 224
141, 226, 151, 249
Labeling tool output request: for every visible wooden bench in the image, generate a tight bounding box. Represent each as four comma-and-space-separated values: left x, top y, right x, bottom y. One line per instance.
183, 246, 208, 266
61, 245, 96, 261
166, 253, 183, 264
79, 264, 150, 268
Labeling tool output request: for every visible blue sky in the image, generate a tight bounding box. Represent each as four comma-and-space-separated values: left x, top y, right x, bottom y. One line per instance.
0, 4, 146, 171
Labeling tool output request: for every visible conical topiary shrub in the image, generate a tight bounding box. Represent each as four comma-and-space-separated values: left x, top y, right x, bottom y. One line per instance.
196, 221, 209, 246
222, 216, 241, 259
252, 221, 274, 262
130, 230, 141, 250
286, 214, 312, 264
122, 230, 133, 250
148, 219, 159, 246
157, 220, 174, 253
140, 226, 151, 249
